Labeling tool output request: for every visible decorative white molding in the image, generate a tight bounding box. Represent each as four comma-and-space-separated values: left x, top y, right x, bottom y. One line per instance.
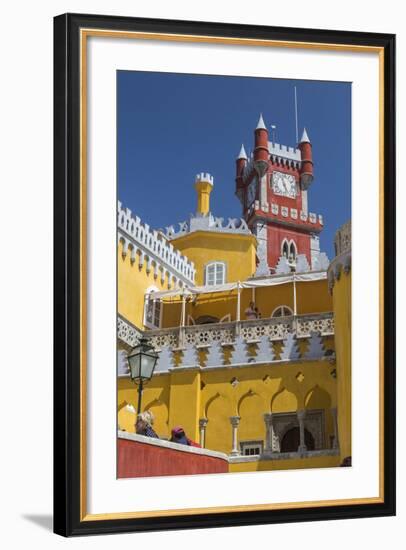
229, 336, 250, 365
117, 315, 143, 348
118, 201, 196, 286
280, 333, 301, 360
295, 254, 311, 273
205, 341, 224, 368
166, 212, 251, 238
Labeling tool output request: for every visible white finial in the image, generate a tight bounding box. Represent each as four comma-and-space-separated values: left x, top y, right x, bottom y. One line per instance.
300, 127, 310, 143
256, 113, 267, 130
237, 144, 247, 160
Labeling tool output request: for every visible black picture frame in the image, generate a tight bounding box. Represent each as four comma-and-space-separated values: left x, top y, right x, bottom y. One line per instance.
54, 12, 396, 537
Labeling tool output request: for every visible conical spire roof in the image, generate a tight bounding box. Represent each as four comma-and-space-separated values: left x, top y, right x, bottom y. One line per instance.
256, 113, 267, 130
300, 127, 310, 143
237, 143, 248, 160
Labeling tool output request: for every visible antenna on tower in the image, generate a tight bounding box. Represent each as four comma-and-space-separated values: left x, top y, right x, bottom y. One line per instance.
270, 124, 276, 144
294, 86, 299, 144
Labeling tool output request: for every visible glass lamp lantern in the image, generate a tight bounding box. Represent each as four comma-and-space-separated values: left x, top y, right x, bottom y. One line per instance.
127, 337, 159, 414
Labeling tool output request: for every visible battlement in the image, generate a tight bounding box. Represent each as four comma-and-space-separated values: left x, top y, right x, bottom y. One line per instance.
268, 142, 301, 162
195, 172, 214, 186
117, 201, 196, 286
166, 212, 251, 239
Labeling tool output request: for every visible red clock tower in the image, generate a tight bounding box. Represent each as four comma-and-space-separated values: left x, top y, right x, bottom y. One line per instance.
235, 115, 326, 275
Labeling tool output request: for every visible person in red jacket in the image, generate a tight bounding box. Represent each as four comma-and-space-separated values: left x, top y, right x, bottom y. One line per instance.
170, 426, 201, 447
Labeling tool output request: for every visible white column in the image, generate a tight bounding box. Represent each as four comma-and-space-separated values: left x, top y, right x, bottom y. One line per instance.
297, 409, 307, 452
236, 282, 241, 322
199, 418, 208, 448
229, 415, 241, 456
331, 407, 339, 449
263, 412, 273, 453
293, 273, 297, 316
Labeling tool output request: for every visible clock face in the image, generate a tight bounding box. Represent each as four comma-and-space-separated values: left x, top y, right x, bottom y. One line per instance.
271, 171, 297, 199
246, 180, 256, 206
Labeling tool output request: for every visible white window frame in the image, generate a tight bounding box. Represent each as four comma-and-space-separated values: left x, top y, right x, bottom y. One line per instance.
204, 261, 227, 286
143, 286, 162, 329
281, 238, 297, 265
271, 305, 294, 318
240, 440, 264, 456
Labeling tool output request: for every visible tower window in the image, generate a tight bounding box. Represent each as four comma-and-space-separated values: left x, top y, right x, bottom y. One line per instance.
281, 239, 297, 264
144, 287, 161, 329
205, 262, 226, 286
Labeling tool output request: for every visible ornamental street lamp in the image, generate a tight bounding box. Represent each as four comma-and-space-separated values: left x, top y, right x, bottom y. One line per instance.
127, 337, 159, 415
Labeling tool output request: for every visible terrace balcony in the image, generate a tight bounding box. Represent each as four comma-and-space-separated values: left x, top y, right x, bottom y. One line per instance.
145, 312, 335, 351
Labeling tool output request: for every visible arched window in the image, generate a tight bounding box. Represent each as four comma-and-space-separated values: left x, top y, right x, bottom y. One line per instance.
271, 305, 294, 318
282, 240, 289, 260
281, 239, 297, 264
144, 286, 161, 329
204, 262, 226, 286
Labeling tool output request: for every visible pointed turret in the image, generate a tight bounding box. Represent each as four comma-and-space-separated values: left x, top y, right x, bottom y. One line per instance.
298, 127, 314, 189
237, 143, 248, 160
235, 144, 248, 200
300, 127, 310, 143
254, 114, 269, 177
256, 113, 267, 130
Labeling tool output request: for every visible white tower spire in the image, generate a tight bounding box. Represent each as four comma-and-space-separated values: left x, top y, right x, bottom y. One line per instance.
237, 143, 248, 160
256, 113, 267, 130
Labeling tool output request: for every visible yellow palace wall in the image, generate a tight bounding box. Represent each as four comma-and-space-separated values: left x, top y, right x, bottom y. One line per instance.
170, 231, 257, 285
331, 268, 352, 461
118, 239, 172, 329
118, 359, 338, 459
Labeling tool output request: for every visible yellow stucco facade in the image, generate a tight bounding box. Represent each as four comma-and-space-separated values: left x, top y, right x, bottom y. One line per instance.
170, 231, 257, 286
117, 184, 351, 472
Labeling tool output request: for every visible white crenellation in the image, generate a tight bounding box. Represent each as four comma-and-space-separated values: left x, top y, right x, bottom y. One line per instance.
155, 345, 175, 372
295, 254, 311, 273
303, 332, 325, 360
118, 201, 196, 286
280, 333, 301, 360
181, 343, 200, 368
254, 335, 276, 363
166, 212, 251, 239
205, 341, 224, 368
268, 142, 301, 163
313, 252, 330, 271
230, 336, 250, 365
195, 172, 214, 185
275, 256, 291, 274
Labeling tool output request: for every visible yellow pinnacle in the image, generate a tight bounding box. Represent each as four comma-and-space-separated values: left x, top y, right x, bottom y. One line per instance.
195, 173, 214, 215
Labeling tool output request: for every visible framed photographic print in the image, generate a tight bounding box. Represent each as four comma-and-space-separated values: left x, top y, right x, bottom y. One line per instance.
53, 13, 396, 536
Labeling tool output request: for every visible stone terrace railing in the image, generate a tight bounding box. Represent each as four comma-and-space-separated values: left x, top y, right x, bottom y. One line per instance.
146, 313, 334, 350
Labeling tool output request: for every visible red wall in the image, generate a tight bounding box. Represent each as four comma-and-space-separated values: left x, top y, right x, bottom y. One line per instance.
267, 224, 311, 269
118, 438, 229, 478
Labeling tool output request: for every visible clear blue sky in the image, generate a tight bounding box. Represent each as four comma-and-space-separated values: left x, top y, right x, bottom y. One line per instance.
117, 71, 351, 259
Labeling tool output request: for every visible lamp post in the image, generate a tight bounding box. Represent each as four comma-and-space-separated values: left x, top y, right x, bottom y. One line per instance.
127, 337, 159, 415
